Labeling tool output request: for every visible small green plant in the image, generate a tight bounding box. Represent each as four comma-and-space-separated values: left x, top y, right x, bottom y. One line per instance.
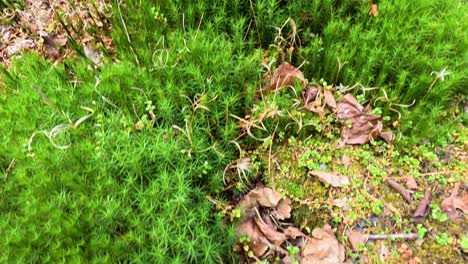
431, 204, 448, 222
287, 245, 300, 264
460, 234, 468, 252
417, 224, 428, 238
435, 232, 452, 246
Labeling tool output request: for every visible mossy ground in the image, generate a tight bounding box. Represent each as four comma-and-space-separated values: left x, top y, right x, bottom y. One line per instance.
250, 106, 467, 262
1, 0, 467, 262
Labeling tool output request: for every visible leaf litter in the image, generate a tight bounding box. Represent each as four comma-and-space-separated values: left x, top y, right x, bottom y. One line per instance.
231, 60, 468, 263
441, 182, 468, 220
236, 186, 348, 262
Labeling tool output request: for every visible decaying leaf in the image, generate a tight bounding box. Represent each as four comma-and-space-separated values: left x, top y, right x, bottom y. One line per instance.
346, 230, 368, 252
301, 224, 346, 264
273, 198, 292, 220
441, 182, 468, 220
303, 85, 319, 105
284, 226, 310, 239
309, 170, 350, 187
411, 191, 431, 223
323, 90, 337, 109
254, 216, 288, 246
406, 175, 419, 190
269, 61, 304, 91
237, 187, 282, 212
336, 94, 393, 145
237, 217, 269, 257
332, 197, 350, 210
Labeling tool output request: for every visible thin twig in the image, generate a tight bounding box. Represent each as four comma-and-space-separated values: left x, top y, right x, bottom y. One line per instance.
367, 233, 419, 240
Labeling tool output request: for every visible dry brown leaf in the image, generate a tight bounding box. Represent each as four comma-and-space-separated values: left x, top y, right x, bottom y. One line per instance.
237, 187, 282, 212
273, 198, 292, 220
284, 226, 310, 239
303, 85, 319, 105
323, 90, 337, 109
309, 170, 350, 187
269, 61, 304, 91
336, 94, 393, 145
236, 217, 268, 257
301, 224, 346, 264
346, 230, 368, 252
332, 197, 350, 210
254, 216, 287, 246
411, 191, 431, 223
441, 182, 468, 220
406, 175, 418, 190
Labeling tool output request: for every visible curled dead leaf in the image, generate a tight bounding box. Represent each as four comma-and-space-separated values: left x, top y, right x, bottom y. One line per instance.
346, 230, 368, 252
406, 175, 418, 190
441, 182, 468, 220
269, 61, 304, 92
273, 198, 292, 220
411, 191, 431, 223
309, 170, 350, 187
336, 94, 393, 145
301, 224, 346, 264
237, 187, 282, 212
284, 226, 310, 239
323, 90, 337, 109
236, 217, 269, 257
254, 216, 287, 246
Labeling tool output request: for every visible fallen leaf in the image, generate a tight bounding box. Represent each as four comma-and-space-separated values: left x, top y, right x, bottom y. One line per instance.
254, 216, 287, 246
346, 230, 368, 252
332, 197, 350, 210
284, 226, 310, 239
301, 224, 346, 264
303, 85, 319, 105
406, 175, 418, 190
411, 191, 431, 223
441, 182, 468, 220
237, 187, 282, 212
309, 170, 350, 187
269, 61, 304, 91
336, 94, 393, 145
273, 198, 292, 220
236, 217, 268, 257
323, 90, 337, 109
